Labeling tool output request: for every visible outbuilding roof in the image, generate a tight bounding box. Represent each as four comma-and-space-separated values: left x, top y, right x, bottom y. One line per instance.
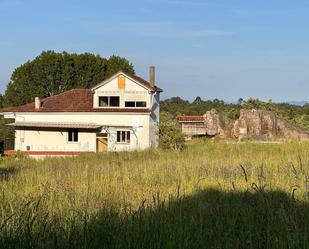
177, 116, 205, 122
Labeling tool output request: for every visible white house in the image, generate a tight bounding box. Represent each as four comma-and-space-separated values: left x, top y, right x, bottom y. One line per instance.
1, 67, 162, 156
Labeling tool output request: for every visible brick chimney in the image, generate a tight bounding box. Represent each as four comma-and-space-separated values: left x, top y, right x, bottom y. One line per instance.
149, 66, 155, 87
35, 97, 41, 109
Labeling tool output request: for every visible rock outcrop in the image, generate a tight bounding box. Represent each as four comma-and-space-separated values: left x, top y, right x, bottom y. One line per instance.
203, 109, 232, 138
232, 109, 309, 141
179, 109, 309, 141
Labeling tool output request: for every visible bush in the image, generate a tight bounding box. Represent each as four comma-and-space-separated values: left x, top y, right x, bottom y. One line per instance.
159, 111, 185, 150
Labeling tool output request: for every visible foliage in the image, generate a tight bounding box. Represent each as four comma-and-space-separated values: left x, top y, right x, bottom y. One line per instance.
161, 96, 309, 131
1, 142, 309, 248
0, 116, 15, 152
160, 96, 241, 120
159, 111, 185, 150
3, 51, 134, 107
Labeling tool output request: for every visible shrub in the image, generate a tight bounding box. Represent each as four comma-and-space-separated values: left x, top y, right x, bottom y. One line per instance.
159, 111, 185, 150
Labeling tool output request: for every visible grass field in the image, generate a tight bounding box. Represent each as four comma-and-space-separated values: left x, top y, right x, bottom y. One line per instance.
1, 140, 309, 248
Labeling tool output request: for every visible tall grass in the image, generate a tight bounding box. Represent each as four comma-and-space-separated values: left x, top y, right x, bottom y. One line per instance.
1, 140, 309, 248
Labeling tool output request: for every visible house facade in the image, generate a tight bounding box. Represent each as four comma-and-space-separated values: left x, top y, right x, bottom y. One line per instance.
2, 67, 162, 156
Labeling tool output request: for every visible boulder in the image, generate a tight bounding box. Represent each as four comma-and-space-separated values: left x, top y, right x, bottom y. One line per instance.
232, 118, 248, 141
277, 118, 309, 140
233, 109, 309, 140
203, 109, 232, 138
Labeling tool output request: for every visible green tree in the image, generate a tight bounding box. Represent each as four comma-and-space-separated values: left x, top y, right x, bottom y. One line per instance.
4, 51, 135, 107
159, 111, 185, 151
105, 55, 134, 77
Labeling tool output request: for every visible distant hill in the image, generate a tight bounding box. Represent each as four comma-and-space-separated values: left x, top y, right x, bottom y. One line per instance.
220, 100, 309, 106
286, 101, 309, 106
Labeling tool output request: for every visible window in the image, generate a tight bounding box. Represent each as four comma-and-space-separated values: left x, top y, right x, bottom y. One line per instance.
136, 101, 146, 107
68, 129, 78, 142
125, 101, 147, 108
99, 96, 120, 107
125, 101, 135, 107
116, 131, 130, 143
110, 96, 120, 107
99, 96, 108, 107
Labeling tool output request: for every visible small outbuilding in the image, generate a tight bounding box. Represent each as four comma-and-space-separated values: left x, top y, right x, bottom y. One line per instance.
177, 115, 206, 136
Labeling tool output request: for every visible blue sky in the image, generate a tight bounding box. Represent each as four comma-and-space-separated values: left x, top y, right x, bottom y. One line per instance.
1, 0, 309, 101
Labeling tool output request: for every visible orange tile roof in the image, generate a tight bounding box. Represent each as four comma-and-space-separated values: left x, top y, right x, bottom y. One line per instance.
5, 89, 151, 113
177, 116, 205, 122
127, 73, 163, 92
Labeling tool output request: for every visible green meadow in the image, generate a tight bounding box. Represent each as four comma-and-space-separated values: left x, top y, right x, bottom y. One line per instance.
1, 140, 309, 249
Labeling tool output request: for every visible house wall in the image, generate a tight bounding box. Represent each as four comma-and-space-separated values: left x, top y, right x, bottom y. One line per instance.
149, 92, 160, 147
93, 74, 152, 108
15, 128, 97, 152
13, 112, 151, 152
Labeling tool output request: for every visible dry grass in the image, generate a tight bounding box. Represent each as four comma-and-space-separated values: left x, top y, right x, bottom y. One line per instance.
1, 140, 309, 248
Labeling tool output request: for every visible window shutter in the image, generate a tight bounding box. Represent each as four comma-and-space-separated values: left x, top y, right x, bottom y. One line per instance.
118, 76, 125, 89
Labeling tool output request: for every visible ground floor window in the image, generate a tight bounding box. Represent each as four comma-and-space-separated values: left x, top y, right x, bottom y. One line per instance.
116, 131, 130, 143
68, 128, 78, 142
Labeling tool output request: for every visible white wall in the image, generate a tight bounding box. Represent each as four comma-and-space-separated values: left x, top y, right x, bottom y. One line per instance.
92, 74, 152, 108
15, 128, 96, 152
13, 112, 151, 152
149, 92, 160, 147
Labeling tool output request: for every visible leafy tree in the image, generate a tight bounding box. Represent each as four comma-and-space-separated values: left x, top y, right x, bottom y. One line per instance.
105, 55, 134, 77
237, 98, 244, 106
4, 51, 134, 107
159, 111, 185, 151
193, 96, 203, 104
0, 116, 15, 152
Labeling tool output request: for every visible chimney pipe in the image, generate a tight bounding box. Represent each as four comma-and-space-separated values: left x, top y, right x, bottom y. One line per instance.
149, 66, 155, 86
35, 97, 41, 109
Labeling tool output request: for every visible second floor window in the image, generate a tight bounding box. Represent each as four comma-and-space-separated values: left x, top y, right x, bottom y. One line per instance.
125, 101, 147, 108
99, 96, 120, 107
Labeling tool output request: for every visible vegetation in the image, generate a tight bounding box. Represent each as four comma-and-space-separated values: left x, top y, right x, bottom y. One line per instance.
161, 97, 309, 131
1, 141, 309, 248
159, 111, 185, 150
2, 51, 134, 107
